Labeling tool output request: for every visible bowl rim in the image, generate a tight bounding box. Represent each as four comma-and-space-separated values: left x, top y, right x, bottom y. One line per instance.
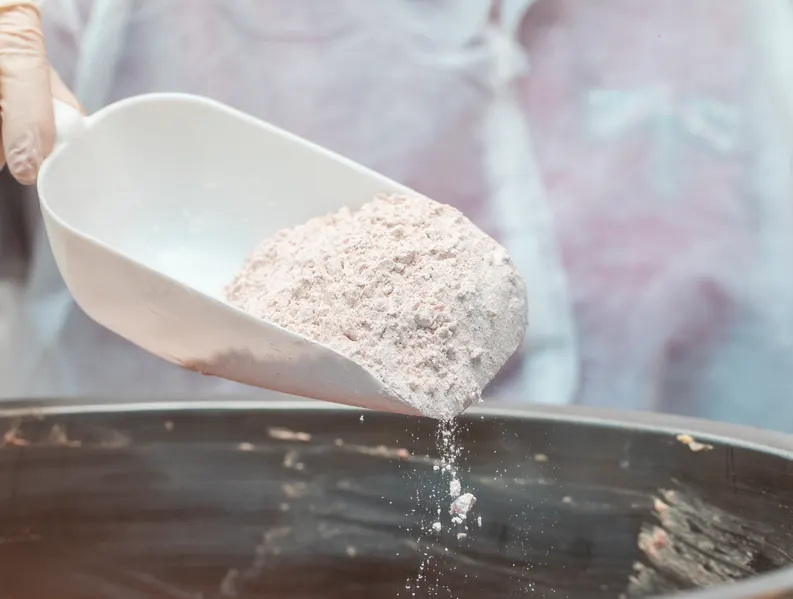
1, 396, 791, 455
0, 397, 791, 599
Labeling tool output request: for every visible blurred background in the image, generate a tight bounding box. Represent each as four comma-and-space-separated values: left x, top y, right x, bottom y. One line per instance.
3, 0, 793, 432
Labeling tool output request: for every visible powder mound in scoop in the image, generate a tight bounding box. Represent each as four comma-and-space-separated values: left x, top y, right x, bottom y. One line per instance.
226, 193, 527, 420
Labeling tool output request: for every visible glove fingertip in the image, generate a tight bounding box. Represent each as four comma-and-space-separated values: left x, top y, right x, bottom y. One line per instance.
5, 127, 42, 185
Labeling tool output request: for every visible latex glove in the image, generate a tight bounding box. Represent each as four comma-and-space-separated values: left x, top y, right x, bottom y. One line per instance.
0, 1, 81, 184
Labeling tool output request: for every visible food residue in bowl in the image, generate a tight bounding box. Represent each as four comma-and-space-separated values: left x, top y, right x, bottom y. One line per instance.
676, 433, 713, 452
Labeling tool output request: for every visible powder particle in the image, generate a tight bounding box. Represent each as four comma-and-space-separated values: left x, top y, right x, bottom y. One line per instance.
450, 493, 477, 517
431, 522, 442, 533
282, 451, 303, 469
47, 424, 81, 448
226, 193, 528, 420
1, 420, 28, 447
457, 532, 467, 540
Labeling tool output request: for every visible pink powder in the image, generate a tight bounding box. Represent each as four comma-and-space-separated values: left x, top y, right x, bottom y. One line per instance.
226, 193, 527, 420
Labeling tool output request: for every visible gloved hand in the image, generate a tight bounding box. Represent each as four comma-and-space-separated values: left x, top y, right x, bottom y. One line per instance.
0, 0, 81, 185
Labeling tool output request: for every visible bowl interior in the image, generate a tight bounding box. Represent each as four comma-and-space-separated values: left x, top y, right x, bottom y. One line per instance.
0, 406, 792, 599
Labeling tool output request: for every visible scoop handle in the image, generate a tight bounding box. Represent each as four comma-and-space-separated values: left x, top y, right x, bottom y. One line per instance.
52, 99, 87, 148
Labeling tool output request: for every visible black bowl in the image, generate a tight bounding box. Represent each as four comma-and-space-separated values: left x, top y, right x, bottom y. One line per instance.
0, 398, 792, 599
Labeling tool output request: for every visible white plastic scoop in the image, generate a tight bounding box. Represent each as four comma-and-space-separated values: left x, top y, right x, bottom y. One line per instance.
37, 94, 423, 416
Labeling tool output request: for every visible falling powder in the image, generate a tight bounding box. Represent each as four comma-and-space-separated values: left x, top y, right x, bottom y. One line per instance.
411, 420, 479, 595
226, 193, 527, 420
449, 479, 461, 498
450, 493, 477, 518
